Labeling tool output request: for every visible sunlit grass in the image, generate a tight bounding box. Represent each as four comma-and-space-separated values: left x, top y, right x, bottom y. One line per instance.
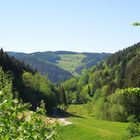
57, 104, 140, 140
56, 54, 86, 72
57, 117, 129, 140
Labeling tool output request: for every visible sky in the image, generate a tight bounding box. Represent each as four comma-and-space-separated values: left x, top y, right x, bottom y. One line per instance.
0, 0, 140, 53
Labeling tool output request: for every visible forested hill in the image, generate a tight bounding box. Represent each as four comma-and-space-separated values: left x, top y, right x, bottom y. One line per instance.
106, 42, 140, 88
8, 52, 73, 83
0, 49, 59, 112
62, 42, 140, 121
8, 51, 111, 83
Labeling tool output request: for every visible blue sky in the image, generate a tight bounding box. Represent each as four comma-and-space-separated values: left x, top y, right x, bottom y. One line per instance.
0, 0, 140, 53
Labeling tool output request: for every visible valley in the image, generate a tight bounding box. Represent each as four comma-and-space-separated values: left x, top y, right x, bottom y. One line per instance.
8, 51, 111, 83
1, 1, 140, 139
1, 43, 140, 139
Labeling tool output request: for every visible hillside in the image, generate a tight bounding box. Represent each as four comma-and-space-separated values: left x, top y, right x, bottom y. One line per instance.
8, 51, 111, 83
62, 42, 140, 121
0, 49, 59, 112
8, 52, 73, 83
0, 49, 58, 139
58, 116, 128, 140
2, 44, 140, 140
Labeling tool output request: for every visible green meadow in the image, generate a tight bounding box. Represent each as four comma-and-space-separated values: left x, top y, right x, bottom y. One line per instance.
57, 54, 86, 72
57, 105, 140, 140
57, 117, 140, 140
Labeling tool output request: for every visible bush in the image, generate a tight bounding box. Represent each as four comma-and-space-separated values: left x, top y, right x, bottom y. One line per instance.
94, 88, 140, 121
109, 88, 140, 121
127, 115, 140, 138
94, 97, 110, 120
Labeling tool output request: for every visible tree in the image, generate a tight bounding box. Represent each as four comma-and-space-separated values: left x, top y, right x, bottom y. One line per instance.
127, 115, 140, 138
59, 86, 67, 110
132, 22, 140, 26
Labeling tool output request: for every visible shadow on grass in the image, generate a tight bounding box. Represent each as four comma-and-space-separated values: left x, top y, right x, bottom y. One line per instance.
50, 108, 84, 119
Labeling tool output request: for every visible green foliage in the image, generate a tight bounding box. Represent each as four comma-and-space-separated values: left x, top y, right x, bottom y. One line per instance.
22, 72, 58, 111
67, 91, 77, 104
67, 103, 94, 116
94, 97, 110, 120
61, 43, 140, 123
63, 74, 92, 104
63, 43, 140, 121
36, 100, 46, 116
0, 68, 57, 139
110, 88, 140, 121
78, 73, 89, 87
125, 55, 140, 87
132, 22, 140, 26
58, 86, 67, 109
94, 88, 140, 121
127, 116, 140, 138
62, 78, 78, 92
62, 78, 79, 103
79, 85, 92, 103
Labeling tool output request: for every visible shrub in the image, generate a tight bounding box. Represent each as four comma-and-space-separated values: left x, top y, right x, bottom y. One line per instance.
127, 115, 140, 138
94, 88, 140, 121
109, 88, 140, 121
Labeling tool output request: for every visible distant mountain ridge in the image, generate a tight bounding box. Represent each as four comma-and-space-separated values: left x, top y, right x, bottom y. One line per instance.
8, 51, 111, 83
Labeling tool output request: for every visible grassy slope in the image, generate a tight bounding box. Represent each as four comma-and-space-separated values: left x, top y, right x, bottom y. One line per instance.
58, 117, 140, 140
57, 117, 128, 140
57, 105, 140, 140
56, 54, 86, 72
